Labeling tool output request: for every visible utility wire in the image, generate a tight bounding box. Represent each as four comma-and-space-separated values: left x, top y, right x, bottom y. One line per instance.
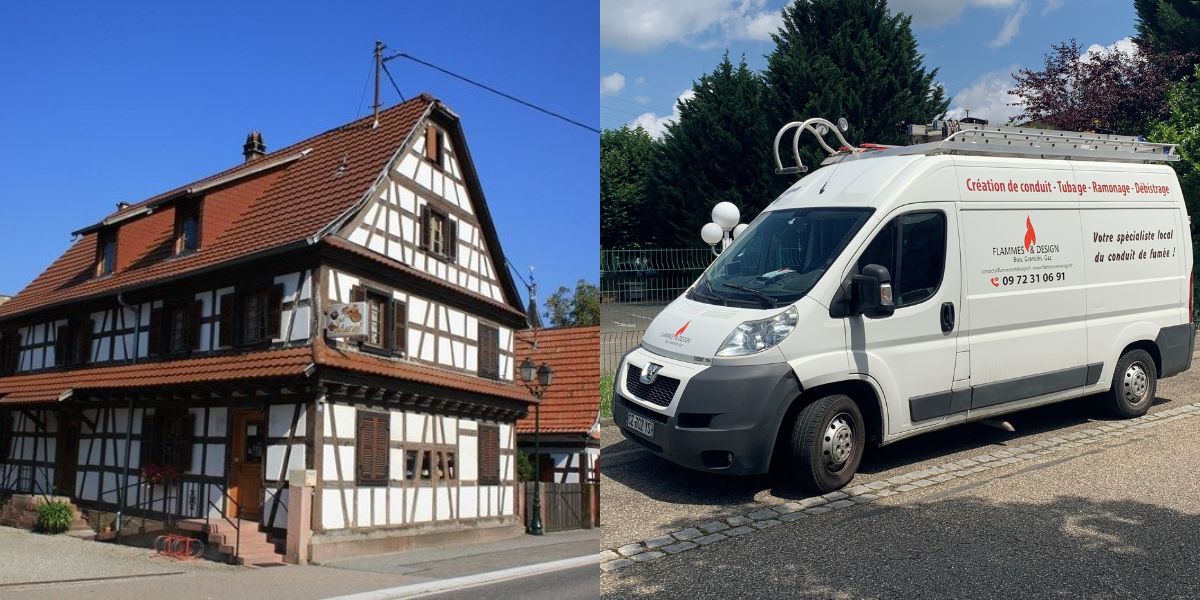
385, 51, 598, 134
381, 61, 406, 102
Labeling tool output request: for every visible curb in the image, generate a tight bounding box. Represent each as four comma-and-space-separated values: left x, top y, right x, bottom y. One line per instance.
600, 402, 1200, 573
326, 553, 599, 599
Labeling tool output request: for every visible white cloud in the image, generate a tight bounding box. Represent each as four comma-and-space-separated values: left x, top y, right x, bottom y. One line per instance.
633, 95, 651, 104
889, 0, 1019, 27
600, 0, 782, 53
601, 72, 627, 96
989, 1, 1028, 48
635, 76, 646, 85
628, 90, 696, 138
1084, 36, 1136, 59
1042, 0, 1065, 15
944, 66, 1024, 125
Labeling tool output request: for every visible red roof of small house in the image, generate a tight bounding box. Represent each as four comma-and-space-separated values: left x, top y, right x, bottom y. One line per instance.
0, 95, 525, 322
0, 346, 314, 405
515, 326, 600, 435
312, 337, 536, 404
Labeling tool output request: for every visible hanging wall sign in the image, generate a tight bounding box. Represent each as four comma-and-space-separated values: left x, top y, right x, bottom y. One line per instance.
325, 302, 368, 338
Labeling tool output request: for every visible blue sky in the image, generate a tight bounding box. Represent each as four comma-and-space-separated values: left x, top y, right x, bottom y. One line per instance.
0, 1, 597, 305
601, 0, 1138, 135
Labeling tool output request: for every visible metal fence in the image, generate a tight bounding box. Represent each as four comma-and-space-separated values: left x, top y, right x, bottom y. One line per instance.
600, 248, 714, 375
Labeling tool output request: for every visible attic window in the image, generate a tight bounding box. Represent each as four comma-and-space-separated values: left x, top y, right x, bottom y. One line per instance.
174, 200, 201, 255
424, 125, 444, 168
420, 206, 457, 262
95, 230, 117, 277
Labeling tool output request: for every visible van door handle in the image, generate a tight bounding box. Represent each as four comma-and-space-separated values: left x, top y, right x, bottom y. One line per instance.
940, 302, 955, 332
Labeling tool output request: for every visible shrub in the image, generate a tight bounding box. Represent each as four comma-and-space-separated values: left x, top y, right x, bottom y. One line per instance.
600, 374, 614, 419
36, 501, 74, 534
517, 452, 536, 482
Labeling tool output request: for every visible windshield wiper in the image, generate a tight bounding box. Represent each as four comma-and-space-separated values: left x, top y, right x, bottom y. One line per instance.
721, 283, 777, 308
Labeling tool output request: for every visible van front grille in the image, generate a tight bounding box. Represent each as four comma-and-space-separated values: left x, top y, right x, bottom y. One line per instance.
625, 364, 680, 408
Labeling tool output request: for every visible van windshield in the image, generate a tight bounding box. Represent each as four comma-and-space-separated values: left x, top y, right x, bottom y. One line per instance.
690, 207, 874, 308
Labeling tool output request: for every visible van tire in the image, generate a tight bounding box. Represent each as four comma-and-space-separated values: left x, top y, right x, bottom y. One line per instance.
1106, 349, 1157, 418
789, 394, 865, 493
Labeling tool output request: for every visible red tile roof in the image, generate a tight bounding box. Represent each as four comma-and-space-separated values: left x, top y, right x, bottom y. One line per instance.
312, 337, 535, 404
514, 326, 600, 435
0, 95, 478, 320
0, 347, 314, 405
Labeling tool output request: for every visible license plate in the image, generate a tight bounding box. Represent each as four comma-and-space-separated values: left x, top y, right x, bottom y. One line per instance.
626, 412, 656, 438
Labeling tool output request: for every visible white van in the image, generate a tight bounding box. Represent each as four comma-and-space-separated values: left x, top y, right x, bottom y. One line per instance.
614, 119, 1195, 492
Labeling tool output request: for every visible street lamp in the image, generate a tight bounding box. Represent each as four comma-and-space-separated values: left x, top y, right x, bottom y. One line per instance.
702, 201, 746, 256
519, 356, 553, 535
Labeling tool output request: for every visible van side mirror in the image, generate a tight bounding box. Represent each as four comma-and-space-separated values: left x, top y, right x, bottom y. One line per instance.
850, 264, 895, 318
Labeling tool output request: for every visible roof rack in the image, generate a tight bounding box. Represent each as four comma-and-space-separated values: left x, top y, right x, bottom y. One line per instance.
774, 118, 1179, 176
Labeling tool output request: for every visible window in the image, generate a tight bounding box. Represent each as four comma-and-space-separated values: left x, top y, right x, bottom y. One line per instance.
350, 286, 406, 355
478, 425, 501, 485
237, 285, 283, 345
141, 411, 195, 473
0, 332, 20, 375
420, 206, 457, 261
424, 125, 444, 167
477, 324, 500, 380
692, 208, 874, 308
54, 320, 91, 367
149, 300, 202, 356
857, 211, 947, 308
356, 411, 389, 486
174, 201, 201, 255
96, 229, 117, 277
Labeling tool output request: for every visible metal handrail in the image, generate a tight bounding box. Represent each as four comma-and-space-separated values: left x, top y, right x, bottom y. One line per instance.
206, 487, 244, 564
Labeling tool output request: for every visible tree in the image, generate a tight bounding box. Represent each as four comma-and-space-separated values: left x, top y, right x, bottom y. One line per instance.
1150, 65, 1200, 230
764, 0, 949, 174
542, 279, 600, 327
649, 53, 781, 247
1010, 39, 1175, 135
601, 126, 659, 248
1136, 0, 1200, 57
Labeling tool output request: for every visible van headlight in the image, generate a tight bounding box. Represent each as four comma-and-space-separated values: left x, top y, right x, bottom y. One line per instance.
716, 306, 799, 357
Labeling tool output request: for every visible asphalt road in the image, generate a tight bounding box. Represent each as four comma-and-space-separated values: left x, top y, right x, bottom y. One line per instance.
427, 564, 598, 600
602, 361, 1200, 599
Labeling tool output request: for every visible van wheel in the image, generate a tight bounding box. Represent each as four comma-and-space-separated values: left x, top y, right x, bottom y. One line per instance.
1106, 349, 1157, 418
789, 394, 865, 493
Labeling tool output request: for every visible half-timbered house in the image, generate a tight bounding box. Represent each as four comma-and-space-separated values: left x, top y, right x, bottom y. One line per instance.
0, 94, 535, 563
515, 326, 600, 484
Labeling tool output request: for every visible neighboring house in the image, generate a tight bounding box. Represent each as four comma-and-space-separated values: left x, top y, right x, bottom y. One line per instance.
0, 94, 534, 562
515, 326, 600, 484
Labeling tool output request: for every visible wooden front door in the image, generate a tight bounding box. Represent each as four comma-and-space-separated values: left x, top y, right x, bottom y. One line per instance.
54, 413, 80, 496
230, 409, 266, 520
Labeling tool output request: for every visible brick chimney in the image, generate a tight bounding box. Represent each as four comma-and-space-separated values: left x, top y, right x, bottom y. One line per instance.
243, 131, 267, 162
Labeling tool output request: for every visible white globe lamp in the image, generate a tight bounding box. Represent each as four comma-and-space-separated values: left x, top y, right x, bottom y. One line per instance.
711, 202, 740, 231
701, 222, 724, 246
732, 223, 749, 239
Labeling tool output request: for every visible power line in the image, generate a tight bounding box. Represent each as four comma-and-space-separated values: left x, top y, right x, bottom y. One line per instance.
385, 51, 598, 134
381, 61, 406, 102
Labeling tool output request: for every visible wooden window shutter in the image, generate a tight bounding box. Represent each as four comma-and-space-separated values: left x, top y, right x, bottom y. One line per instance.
356, 412, 389, 486
425, 126, 439, 162
0, 412, 11, 461
478, 324, 499, 379
420, 206, 431, 251
478, 425, 500, 485
267, 284, 284, 340
147, 307, 163, 356
0, 333, 16, 375
54, 325, 69, 366
187, 300, 203, 351
73, 322, 92, 365
217, 294, 236, 347
141, 413, 163, 468
446, 218, 458, 261
176, 413, 195, 473
390, 300, 407, 354
350, 286, 367, 303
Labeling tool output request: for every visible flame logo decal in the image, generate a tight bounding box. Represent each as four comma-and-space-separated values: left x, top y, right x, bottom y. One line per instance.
674, 321, 691, 338
1023, 216, 1036, 251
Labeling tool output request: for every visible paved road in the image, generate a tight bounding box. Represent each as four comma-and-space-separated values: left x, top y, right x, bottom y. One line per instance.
601, 364, 1200, 598
426, 564, 598, 600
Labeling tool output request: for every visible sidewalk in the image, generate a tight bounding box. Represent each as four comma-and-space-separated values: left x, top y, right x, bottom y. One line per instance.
0, 528, 599, 600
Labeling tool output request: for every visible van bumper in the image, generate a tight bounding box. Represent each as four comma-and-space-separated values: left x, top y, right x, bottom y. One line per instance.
613, 351, 801, 476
